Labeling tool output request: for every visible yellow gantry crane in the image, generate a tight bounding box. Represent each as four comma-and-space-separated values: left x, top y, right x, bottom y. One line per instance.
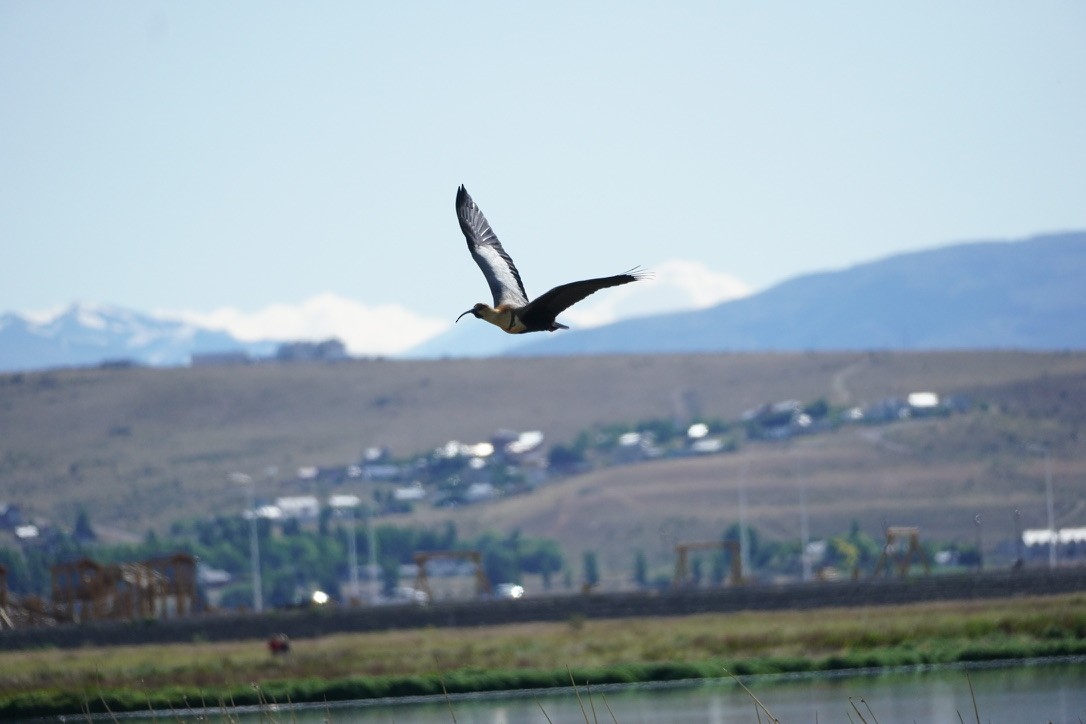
412, 550, 492, 601
673, 540, 743, 588
49, 553, 198, 623
872, 526, 931, 577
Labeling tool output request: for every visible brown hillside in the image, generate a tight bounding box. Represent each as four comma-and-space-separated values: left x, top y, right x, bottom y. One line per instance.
1, 351, 1084, 572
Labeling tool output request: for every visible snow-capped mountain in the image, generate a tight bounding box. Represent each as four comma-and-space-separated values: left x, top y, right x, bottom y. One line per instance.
506, 230, 1086, 356
5, 231, 1083, 372
0, 303, 276, 372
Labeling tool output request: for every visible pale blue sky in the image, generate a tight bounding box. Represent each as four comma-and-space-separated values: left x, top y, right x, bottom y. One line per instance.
2, 2, 1084, 352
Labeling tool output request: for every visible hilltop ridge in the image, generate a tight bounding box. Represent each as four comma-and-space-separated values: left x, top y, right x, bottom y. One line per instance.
2, 350, 1084, 572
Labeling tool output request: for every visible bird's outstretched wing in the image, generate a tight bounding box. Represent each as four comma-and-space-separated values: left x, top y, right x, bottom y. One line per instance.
456, 186, 529, 309
520, 270, 647, 330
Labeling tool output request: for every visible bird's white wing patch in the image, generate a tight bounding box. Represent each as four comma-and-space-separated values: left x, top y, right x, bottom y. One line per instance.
471, 244, 529, 308
456, 186, 530, 308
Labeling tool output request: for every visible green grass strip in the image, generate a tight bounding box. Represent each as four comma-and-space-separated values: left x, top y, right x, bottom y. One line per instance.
4, 638, 1086, 719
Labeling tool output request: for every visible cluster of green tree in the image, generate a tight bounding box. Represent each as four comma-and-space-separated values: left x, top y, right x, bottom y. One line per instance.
0, 512, 563, 610
0, 389, 980, 614
0, 538, 79, 600
227, 518, 559, 608
1, 509, 981, 612
627, 521, 964, 587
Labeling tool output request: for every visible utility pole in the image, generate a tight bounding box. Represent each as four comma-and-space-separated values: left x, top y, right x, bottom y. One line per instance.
738, 463, 751, 578
329, 494, 361, 602
1027, 444, 1058, 570
1044, 448, 1057, 569
368, 505, 379, 602
974, 514, 983, 571
231, 472, 262, 613
348, 505, 359, 598
1013, 509, 1023, 568
797, 455, 811, 582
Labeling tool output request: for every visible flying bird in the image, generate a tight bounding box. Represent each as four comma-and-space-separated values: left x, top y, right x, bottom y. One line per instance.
454, 185, 646, 334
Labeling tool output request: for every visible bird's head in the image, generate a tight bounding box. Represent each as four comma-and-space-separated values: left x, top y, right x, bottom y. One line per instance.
455, 303, 488, 323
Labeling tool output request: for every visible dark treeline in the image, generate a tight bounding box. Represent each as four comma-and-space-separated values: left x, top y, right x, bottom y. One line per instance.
0, 513, 565, 610
2, 509, 989, 612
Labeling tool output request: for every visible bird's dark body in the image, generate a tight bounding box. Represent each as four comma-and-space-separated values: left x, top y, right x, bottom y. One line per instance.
454, 185, 645, 334
509, 274, 642, 333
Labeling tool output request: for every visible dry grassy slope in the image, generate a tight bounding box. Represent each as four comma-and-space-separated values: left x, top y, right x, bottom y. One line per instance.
1, 351, 1084, 561
406, 409, 1086, 580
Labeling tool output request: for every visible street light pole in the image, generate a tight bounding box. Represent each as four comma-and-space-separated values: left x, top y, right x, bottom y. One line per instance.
738, 463, 751, 579
1013, 509, 1023, 568
973, 514, 983, 571
250, 490, 263, 612
329, 494, 361, 603
348, 505, 359, 598
1027, 444, 1058, 571
230, 472, 262, 613
798, 459, 811, 582
367, 505, 379, 603
1043, 448, 1057, 569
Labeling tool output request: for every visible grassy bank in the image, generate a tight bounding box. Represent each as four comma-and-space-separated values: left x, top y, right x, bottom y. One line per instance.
2, 593, 1084, 718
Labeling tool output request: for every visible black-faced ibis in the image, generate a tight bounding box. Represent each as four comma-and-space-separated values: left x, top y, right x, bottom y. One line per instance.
454, 185, 646, 334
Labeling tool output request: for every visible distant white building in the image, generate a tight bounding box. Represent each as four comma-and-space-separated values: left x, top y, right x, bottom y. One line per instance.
394, 482, 427, 502
328, 494, 361, 510
907, 391, 940, 409
14, 524, 39, 541
1023, 527, 1086, 546
465, 482, 497, 503
505, 430, 544, 456
275, 496, 321, 520
197, 563, 233, 587
690, 438, 726, 454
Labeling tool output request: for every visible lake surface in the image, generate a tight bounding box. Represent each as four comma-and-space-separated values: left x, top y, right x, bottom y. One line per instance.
124, 660, 1086, 723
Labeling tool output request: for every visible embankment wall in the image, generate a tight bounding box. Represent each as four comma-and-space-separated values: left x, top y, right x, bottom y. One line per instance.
2, 567, 1083, 651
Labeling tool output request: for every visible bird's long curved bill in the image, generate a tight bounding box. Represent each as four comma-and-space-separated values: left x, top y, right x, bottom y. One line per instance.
455, 308, 474, 323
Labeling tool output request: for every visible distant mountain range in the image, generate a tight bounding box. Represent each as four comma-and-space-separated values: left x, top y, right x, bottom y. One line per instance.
2, 231, 1083, 372
0, 305, 277, 372
418, 230, 1085, 357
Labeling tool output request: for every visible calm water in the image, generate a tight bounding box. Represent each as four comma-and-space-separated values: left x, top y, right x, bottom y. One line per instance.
119, 661, 1085, 723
